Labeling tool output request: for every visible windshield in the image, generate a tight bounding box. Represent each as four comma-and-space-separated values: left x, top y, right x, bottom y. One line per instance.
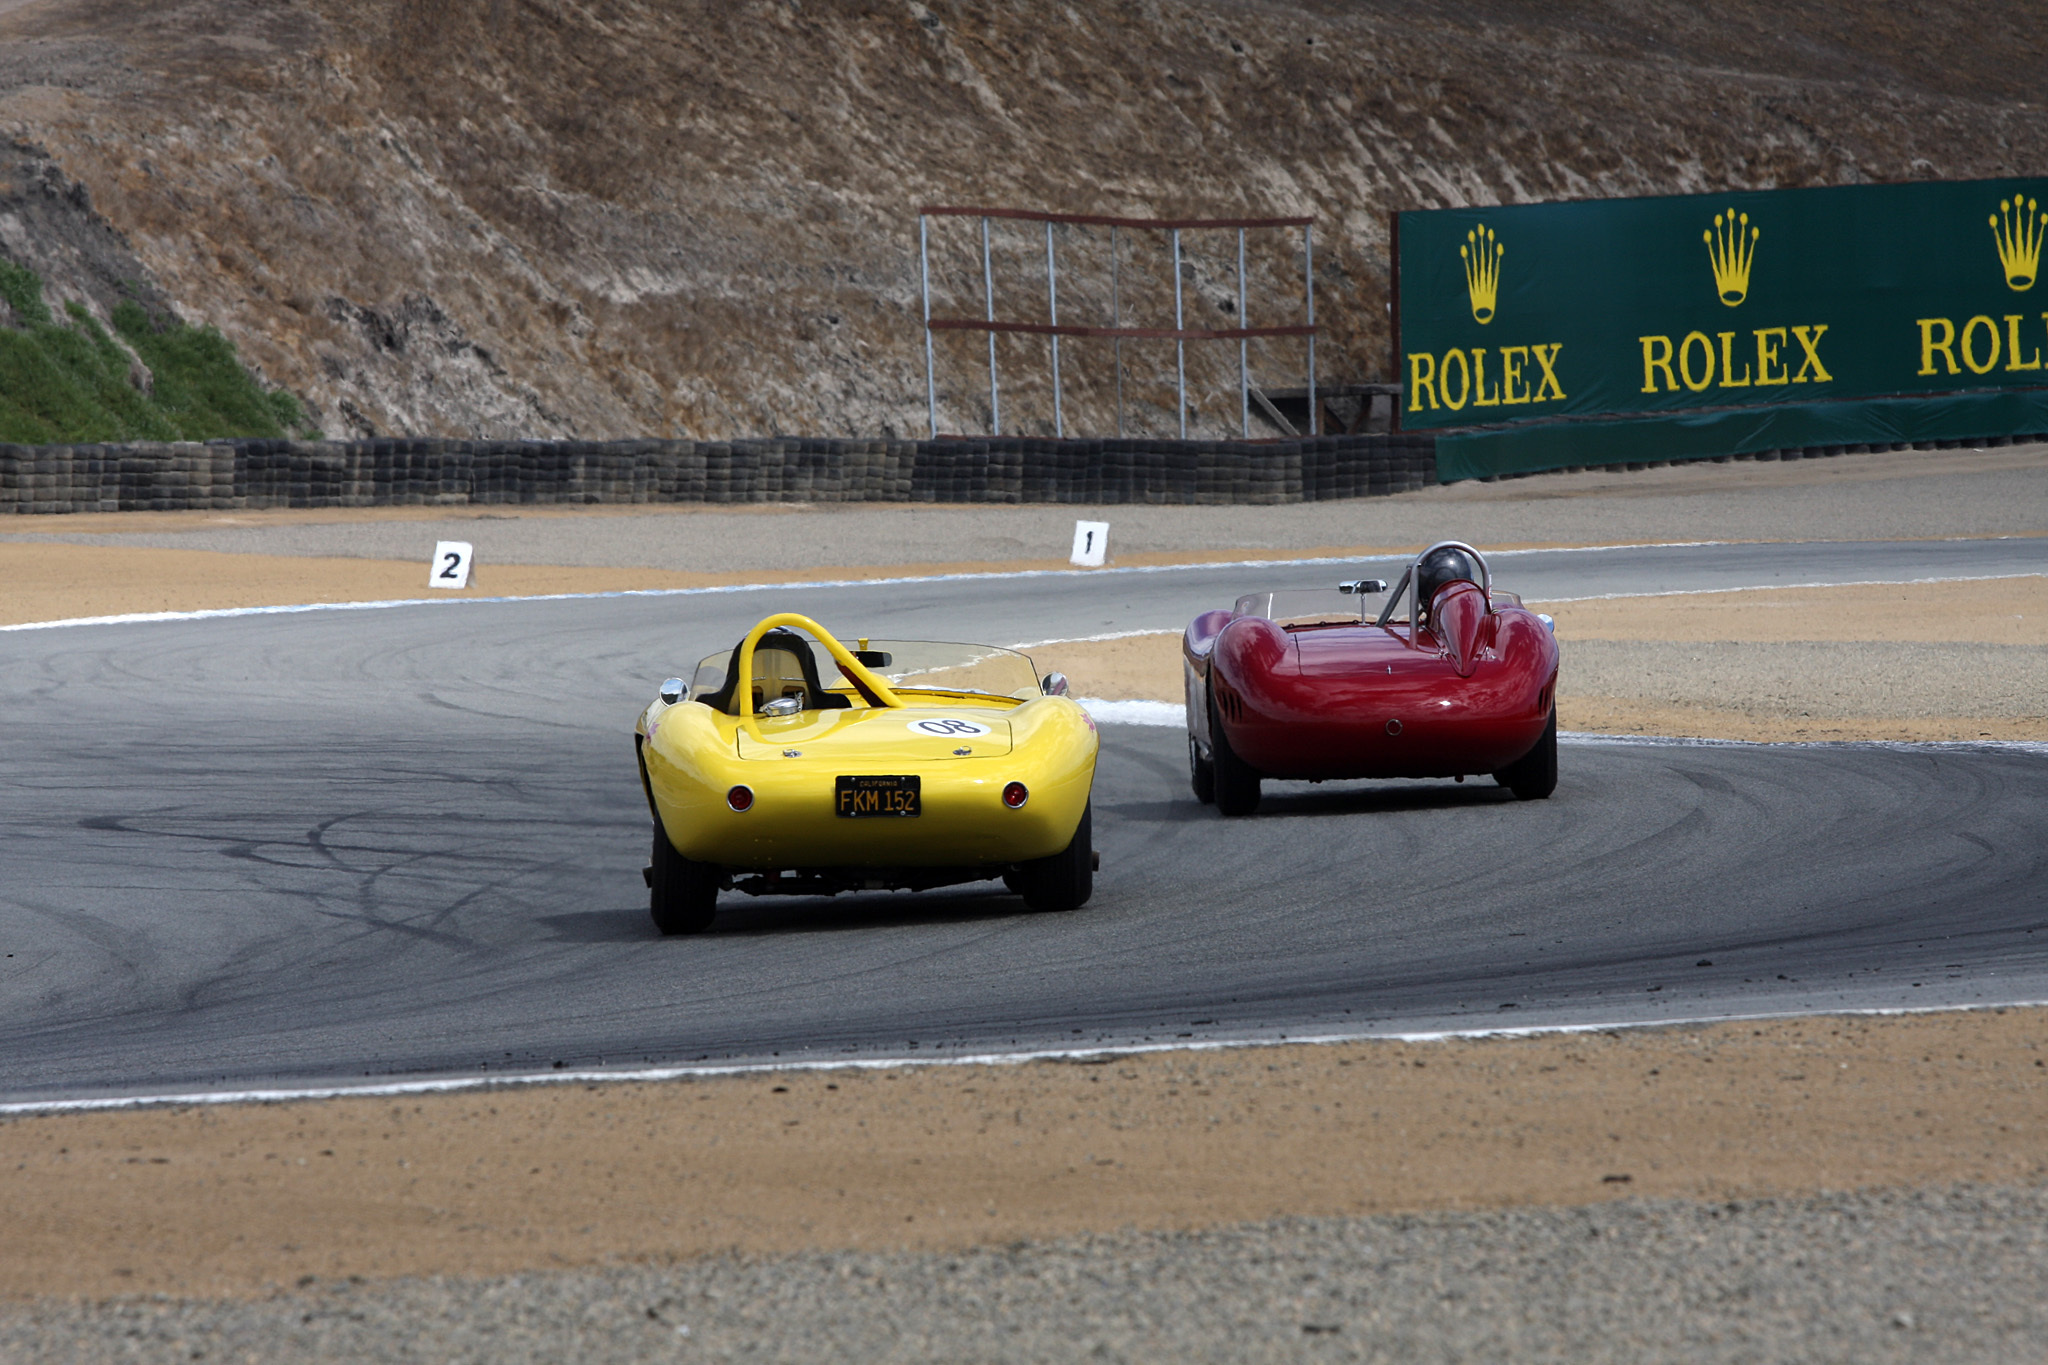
689, 638, 1041, 703
1233, 587, 1390, 628
828, 639, 1041, 698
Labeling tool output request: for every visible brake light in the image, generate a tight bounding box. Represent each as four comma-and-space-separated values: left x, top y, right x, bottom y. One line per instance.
727, 785, 755, 812
1002, 782, 1029, 809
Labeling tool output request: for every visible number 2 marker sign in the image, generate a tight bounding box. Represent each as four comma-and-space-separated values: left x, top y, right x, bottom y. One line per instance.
430, 541, 474, 589
1070, 520, 1109, 567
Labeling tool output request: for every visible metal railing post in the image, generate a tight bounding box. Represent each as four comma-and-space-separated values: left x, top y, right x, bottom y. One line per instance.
1046, 220, 1062, 438
982, 216, 999, 436
1173, 226, 1186, 440
1111, 225, 1124, 438
1237, 226, 1249, 439
1304, 222, 1317, 437
920, 214, 937, 439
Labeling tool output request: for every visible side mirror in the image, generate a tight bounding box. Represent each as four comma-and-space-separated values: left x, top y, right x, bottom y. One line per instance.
657, 677, 684, 705
1339, 579, 1388, 595
1041, 672, 1070, 697
853, 649, 893, 667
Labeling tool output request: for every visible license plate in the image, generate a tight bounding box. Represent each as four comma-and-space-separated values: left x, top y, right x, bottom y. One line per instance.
835, 774, 921, 818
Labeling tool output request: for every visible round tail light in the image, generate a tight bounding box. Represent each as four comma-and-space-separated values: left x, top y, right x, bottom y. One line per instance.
726, 785, 755, 812
1001, 781, 1029, 809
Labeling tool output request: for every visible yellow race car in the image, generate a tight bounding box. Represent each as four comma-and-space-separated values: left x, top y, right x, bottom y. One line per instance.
633, 612, 1099, 933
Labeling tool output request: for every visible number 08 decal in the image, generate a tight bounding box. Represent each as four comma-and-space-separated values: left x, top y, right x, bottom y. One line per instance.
907, 717, 992, 738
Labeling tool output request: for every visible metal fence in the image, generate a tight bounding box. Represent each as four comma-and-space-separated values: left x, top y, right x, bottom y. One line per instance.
918, 206, 1318, 440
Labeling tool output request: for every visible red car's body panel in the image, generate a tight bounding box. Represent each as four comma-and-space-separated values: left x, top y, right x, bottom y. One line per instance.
1185, 582, 1559, 782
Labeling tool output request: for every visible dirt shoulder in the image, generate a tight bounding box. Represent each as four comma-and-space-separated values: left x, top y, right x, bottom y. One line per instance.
3, 446, 2043, 600
3, 444, 2040, 631
4, 1010, 2043, 1301
0, 540, 1090, 626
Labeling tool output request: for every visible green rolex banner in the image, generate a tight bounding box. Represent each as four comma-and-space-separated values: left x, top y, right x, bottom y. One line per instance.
1393, 178, 2048, 471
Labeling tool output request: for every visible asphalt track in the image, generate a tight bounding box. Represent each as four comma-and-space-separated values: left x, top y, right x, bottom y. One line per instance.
3, 537, 2046, 1105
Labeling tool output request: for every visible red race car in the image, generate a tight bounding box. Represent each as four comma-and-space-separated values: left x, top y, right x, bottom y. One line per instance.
1183, 541, 1559, 815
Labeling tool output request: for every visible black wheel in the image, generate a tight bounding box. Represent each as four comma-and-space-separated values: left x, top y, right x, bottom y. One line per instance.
1014, 801, 1093, 912
649, 825, 719, 934
1493, 706, 1558, 800
1189, 734, 1216, 804
1210, 693, 1261, 817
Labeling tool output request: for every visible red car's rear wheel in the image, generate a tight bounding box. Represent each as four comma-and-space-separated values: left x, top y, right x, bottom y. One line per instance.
1210, 693, 1262, 817
1492, 706, 1558, 800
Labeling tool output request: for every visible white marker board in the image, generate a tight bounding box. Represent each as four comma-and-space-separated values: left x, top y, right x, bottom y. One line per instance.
429, 540, 474, 589
1070, 520, 1109, 567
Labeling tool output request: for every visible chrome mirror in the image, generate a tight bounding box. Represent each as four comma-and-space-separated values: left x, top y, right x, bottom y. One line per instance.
1040, 672, 1070, 697
761, 696, 803, 717
658, 677, 684, 705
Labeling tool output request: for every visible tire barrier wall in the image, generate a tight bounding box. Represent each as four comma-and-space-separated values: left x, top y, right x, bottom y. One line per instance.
0, 434, 1437, 514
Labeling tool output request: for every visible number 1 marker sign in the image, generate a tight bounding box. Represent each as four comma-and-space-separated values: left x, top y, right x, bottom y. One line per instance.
430, 541, 474, 589
1070, 520, 1109, 567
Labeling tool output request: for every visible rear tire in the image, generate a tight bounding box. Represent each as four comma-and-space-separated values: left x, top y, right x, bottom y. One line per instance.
1189, 734, 1216, 804
1210, 694, 1261, 817
649, 825, 719, 935
1015, 801, 1093, 912
1492, 706, 1558, 800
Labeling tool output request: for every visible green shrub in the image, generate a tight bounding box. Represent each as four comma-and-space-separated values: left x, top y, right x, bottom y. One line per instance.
0, 258, 52, 326
0, 263, 315, 443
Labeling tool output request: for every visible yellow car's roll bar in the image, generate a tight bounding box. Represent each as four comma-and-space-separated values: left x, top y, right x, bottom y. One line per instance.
734, 612, 904, 714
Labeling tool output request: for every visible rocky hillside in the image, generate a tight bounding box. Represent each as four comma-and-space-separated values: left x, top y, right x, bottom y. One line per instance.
0, 0, 2042, 441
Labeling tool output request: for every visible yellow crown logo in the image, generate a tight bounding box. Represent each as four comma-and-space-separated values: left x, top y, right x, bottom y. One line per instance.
1990, 196, 2045, 291
1703, 208, 1759, 307
1460, 225, 1502, 324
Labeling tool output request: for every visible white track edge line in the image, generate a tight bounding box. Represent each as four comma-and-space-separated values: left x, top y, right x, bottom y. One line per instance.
7, 544, 2041, 634
4, 545, 1729, 633
5, 998, 2044, 1117
1009, 628, 1180, 648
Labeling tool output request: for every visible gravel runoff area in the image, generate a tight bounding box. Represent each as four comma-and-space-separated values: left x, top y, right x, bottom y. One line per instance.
7, 1012, 2046, 1356
1565, 639, 2048, 719
4, 445, 2046, 573
6, 1187, 2044, 1363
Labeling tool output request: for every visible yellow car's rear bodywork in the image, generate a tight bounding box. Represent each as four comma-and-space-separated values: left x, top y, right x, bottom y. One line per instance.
634, 614, 1098, 881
